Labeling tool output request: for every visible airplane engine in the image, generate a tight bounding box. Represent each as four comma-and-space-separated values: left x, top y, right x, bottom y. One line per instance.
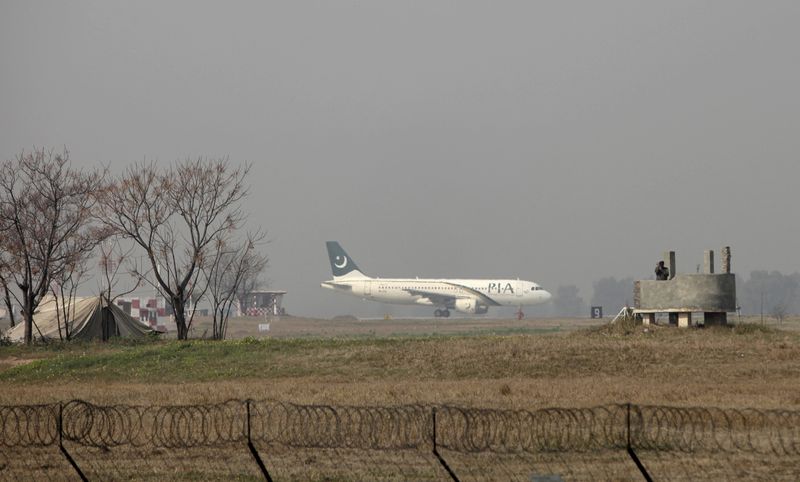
454, 298, 488, 314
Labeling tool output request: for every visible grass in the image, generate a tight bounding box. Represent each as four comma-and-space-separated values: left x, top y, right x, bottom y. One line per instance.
1, 321, 799, 409
4, 334, 571, 383
3, 319, 799, 481
0, 336, 390, 383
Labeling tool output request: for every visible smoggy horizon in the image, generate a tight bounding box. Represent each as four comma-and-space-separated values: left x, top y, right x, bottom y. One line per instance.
3, 2, 800, 317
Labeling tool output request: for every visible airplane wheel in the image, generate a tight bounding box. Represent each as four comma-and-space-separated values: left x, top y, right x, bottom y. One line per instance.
443, 310, 450, 318
434, 309, 442, 318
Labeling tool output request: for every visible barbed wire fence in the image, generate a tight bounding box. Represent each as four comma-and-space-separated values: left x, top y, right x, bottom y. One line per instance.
1, 400, 799, 481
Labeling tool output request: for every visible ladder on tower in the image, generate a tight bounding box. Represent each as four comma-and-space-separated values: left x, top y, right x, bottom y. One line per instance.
610, 306, 636, 324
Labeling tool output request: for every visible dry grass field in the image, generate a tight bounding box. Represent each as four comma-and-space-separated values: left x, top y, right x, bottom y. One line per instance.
3, 316, 800, 480
1, 315, 799, 409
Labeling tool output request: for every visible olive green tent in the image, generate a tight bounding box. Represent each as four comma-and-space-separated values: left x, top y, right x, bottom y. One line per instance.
5, 296, 156, 343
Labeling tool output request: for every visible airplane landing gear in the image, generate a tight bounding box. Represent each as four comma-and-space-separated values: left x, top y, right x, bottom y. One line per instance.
516, 307, 525, 320
434, 309, 451, 318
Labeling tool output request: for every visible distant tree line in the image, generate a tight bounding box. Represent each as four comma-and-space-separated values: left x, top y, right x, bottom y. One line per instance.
0, 147, 267, 344
547, 277, 634, 318
737, 271, 799, 320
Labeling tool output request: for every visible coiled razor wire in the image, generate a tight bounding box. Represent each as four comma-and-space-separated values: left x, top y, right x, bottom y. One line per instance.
1, 401, 799, 456
632, 405, 800, 455
59, 399, 247, 448
249, 401, 431, 450
0, 403, 58, 447
434, 405, 628, 453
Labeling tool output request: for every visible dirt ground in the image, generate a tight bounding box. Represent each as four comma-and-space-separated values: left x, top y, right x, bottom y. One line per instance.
192, 313, 800, 338
187, 314, 607, 339
3, 313, 797, 339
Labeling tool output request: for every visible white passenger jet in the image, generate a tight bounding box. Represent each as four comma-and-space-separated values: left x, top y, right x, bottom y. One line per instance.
321, 241, 552, 318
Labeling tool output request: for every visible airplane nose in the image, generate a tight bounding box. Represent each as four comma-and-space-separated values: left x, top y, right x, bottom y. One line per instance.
542, 290, 553, 301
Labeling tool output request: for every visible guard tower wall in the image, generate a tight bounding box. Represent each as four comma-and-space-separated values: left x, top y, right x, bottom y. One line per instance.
635, 274, 736, 312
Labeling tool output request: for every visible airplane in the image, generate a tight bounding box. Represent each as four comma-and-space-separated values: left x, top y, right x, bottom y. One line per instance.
321, 241, 552, 318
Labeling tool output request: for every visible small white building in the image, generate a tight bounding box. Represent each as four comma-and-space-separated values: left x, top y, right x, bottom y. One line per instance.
115, 296, 174, 332
242, 290, 287, 317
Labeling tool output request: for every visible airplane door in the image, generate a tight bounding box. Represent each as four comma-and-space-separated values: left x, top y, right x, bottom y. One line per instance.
516, 279, 523, 298
363, 280, 372, 297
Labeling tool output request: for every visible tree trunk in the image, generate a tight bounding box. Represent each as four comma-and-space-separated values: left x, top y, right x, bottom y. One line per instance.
220, 314, 229, 341
213, 307, 226, 340
2, 284, 14, 328
22, 294, 33, 345
212, 310, 220, 340
173, 298, 189, 340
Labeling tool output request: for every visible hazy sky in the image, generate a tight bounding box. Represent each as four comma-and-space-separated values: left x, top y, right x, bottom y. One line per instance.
2, 1, 799, 317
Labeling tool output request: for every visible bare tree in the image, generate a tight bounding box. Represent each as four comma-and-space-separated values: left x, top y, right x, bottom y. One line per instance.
203, 232, 267, 339
771, 304, 787, 324
99, 158, 250, 340
0, 148, 106, 344
97, 238, 142, 303
50, 254, 89, 341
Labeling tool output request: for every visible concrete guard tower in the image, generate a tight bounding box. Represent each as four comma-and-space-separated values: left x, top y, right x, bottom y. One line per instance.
634, 247, 735, 327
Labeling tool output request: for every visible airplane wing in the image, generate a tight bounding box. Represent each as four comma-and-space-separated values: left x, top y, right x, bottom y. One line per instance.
443, 282, 502, 306
404, 283, 501, 307
404, 288, 456, 306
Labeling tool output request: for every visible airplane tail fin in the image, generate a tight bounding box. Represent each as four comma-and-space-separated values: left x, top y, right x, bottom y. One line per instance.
326, 241, 368, 279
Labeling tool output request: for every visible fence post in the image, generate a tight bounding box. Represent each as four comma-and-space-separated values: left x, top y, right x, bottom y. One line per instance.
58, 402, 88, 482
245, 400, 273, 482
626, 403, 652, 482
431, 407, 460, 482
